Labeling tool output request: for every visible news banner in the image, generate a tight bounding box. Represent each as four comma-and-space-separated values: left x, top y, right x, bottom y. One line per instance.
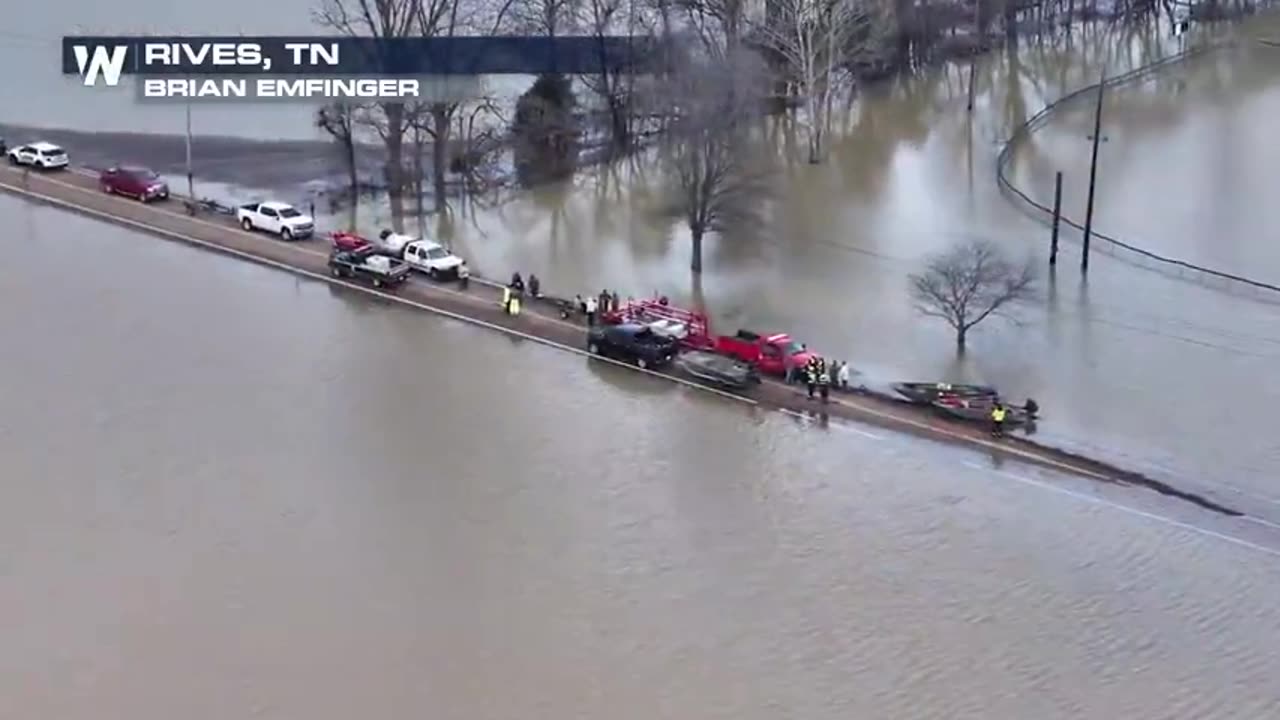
62, 36, 652, 102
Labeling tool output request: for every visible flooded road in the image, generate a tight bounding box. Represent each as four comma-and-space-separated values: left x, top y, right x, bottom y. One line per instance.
9, 5, 1280, 506
5, 195, 1280, 718
432, 17, 1280, 507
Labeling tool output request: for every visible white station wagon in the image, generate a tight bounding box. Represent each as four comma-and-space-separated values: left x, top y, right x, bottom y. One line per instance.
7, 141, 69, 170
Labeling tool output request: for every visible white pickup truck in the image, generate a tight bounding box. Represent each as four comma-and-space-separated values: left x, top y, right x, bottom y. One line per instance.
236, 201, 315, 240
402, 239, 469, 280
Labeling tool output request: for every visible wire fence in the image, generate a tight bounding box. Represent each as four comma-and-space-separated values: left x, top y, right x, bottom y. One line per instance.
995, 41, 1280, 302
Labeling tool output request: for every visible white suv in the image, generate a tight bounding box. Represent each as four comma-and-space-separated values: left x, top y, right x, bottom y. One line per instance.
8, 142, 69, 170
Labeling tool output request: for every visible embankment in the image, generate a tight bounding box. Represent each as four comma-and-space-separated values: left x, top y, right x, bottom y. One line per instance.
0, 163, 1245, 516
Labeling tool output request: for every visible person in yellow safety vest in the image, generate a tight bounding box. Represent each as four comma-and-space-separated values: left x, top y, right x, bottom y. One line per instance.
501, 286, 512, 313
509, 294, 522, 317
990, 403, 1007, 437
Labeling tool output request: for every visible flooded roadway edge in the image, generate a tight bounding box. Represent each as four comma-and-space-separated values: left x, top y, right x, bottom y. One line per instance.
0, 163, 1261, 529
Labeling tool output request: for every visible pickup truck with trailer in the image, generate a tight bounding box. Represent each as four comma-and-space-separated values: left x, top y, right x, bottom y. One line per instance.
236, 201, 315, 240
328, 247, 411, 288
714, 330, 813, 377
605, 297, 814, 377
586, 323, 678, 370
402, 239, 468, 280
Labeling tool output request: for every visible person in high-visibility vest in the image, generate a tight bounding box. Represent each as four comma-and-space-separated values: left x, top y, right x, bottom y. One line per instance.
501, 286, 512, 313
509, 295, 522, 317
990, 403, 1007, 437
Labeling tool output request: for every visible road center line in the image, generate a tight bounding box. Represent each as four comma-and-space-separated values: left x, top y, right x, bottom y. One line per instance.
961, 461, 1280, 558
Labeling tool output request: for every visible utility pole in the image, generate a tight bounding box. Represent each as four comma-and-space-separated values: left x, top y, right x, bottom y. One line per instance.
967, 0, 981, 112
1050, 171, 1063, 266
185, 100, 195, 202
1081, 68, 1105, 274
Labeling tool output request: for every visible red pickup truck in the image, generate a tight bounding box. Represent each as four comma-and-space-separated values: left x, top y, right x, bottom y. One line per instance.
715, 330, 813, 376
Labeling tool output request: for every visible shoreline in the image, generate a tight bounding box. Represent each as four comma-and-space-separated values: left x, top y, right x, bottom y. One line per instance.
0, 163, 1251, 519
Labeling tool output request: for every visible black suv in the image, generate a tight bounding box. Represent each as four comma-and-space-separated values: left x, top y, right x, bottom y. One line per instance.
587, 323, 678, 369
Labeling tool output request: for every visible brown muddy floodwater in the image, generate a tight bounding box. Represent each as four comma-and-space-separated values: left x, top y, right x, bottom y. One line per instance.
395, 14, 1280, 514
4, 191, 1280, 718
10, 0, 1280, 510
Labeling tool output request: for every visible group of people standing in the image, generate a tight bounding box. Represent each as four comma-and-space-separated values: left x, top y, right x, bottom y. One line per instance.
790, 356, 851, 403
502, 272, 541, 316
573, 289, 622, 325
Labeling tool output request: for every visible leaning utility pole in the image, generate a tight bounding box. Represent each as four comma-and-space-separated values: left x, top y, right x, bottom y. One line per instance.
1080, 69, 1106, 274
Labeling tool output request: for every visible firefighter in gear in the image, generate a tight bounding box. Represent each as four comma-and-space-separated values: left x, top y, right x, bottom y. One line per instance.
818, 358, 830, 403
990, 403, 1007, 437
805, 357, 818, 399
501, 286, 513, 313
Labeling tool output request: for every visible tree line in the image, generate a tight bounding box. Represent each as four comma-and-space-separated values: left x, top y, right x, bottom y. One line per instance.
313, 0, 1251, 275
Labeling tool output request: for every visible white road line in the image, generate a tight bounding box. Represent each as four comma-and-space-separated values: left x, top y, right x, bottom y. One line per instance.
779, 407, 886, 440
0, 178, 759, 407
835, 424, 884, 440
1241, 516, 1280, 532
961, 461, 1280, 558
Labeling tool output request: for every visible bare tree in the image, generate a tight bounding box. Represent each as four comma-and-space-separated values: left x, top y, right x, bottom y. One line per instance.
510, 0, 580, 35
579, 0, 642, 152
754, 0, 890, 163
676, 0, 749, 52
908, 239, 1036, 351
315, 102, 362, 228
664, 52, 771, 273
314, 0, 419, 228
411, 0, 519, 215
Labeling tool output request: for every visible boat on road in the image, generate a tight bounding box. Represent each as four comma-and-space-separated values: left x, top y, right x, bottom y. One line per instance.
932, 395, 1036, 426
892, 382, 998, 405
675, 351, 760, 390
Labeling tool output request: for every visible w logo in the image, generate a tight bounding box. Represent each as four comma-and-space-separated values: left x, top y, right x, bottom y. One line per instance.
73, 45, 128, 86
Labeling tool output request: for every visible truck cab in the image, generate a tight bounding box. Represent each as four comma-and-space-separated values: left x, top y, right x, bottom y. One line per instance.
715, 330, 811, 376
237, 201, 315, 240
402, 239, 468, 280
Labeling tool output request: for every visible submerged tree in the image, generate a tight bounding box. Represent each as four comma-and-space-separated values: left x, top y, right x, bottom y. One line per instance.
315, 102, 361, 226
664, 50, 771, 273
512, 73, 580, 186
909, 239, 1036, 351
754, 0, 889, 163
314, 0, 419, 228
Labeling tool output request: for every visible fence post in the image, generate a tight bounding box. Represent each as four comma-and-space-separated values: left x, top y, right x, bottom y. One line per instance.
1050, 171, 1062, 266
1081, 69, 1106, 274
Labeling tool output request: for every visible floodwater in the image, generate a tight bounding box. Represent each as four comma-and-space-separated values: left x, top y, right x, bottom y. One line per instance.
436, 16, 1280, 508
6, 2, 1280, 512
4, 194, 1280, 718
